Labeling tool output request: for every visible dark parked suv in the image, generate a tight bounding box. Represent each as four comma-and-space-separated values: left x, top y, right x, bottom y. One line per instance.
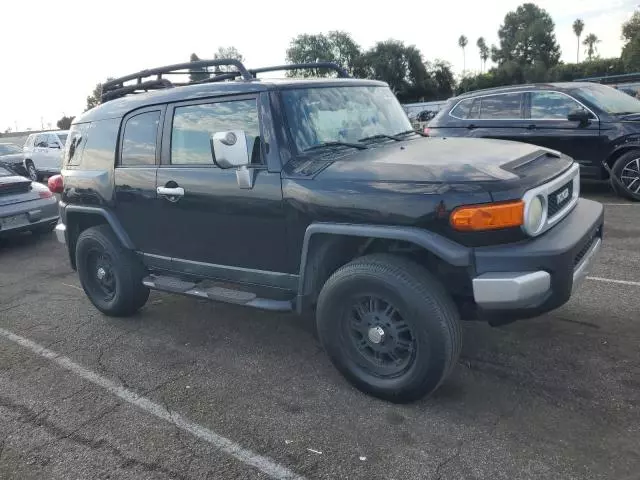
50, 60, 603, 402
428, 82, 640, 200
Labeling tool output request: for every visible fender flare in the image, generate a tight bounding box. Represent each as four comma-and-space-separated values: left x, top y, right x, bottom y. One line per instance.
65, 205, 135, 249
295, 222, 471, 312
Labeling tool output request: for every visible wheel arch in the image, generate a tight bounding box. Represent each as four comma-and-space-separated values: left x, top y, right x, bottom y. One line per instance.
604, 144, 640, 171
64, 206, 135, 269
295, 223, 471, 314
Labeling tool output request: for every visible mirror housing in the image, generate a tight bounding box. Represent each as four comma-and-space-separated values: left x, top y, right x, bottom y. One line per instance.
210, 131, 250, 169
567, 109, 590, 124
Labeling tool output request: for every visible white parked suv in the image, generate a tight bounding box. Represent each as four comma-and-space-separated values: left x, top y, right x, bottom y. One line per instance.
23, 130, 69, 181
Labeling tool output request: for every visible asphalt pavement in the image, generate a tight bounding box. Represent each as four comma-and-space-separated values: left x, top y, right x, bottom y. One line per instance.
0, 182, 638, 480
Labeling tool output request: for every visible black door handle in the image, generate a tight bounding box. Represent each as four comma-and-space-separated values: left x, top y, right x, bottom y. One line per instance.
467, 124, 477, 130
526, 124, 536, 130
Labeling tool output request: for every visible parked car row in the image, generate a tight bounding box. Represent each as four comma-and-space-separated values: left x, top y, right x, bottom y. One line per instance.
426, 82, 640, 201
0, 130, 68, 184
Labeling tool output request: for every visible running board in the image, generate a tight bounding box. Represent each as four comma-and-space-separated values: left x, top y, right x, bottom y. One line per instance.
142, 275, 294, 312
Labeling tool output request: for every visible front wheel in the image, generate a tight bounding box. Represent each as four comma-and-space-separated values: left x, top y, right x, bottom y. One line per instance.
25, 161, 38, 182
611, 151, 640, 201
76, 225, 149, 316
316, 254, 461, 403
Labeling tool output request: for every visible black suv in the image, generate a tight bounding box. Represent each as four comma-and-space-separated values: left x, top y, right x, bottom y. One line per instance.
427, 82, 640, 200
51, 60, 604, 402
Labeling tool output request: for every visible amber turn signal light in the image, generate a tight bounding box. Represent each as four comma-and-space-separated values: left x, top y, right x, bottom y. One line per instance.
450, 201, 524, 231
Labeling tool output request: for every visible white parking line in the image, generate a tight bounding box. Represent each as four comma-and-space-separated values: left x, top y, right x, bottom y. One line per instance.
586, 276, 640, 287
602, 203, 638, 206
0, 327, 305, 480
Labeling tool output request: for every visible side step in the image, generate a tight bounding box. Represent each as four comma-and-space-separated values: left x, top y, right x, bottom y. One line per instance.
142, 275, 294, 312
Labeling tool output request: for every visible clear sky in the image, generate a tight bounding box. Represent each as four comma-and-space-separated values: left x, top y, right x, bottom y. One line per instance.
0, 0, 637, 131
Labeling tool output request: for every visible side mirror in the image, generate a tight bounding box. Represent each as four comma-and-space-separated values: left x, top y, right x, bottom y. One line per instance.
567, 109, 590, 124
210, 131, 250, 169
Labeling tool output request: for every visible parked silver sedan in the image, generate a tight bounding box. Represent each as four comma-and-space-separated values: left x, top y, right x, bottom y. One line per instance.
0, 165, 58, 238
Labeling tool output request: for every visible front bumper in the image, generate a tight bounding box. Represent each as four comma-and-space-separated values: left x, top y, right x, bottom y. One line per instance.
471, 198, 604, 321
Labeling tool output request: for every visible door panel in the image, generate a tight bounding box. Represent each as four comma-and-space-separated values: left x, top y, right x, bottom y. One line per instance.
155, 167, 287, 273
113, 108, 163, 254
155, 95, 288, 277
524, 91, 605, 175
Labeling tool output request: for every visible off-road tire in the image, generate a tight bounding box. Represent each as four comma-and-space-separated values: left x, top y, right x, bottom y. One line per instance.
611, 151, 640, 201
76, 225, 149, 316
316, 253, 461, 403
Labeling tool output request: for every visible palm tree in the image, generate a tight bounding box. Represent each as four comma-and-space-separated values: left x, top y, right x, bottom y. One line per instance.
458, 35, 468, 74
477, 37, 489, 73
583, 33, 601, 61
573, 19, 585, 63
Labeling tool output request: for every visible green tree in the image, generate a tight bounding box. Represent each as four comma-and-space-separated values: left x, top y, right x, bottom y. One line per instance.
622, 12, 640, 71
361, 40, 434, 102
189, 53, 210, 82
85, 78, 114, 111
573, 19, 585, 63
213, 46, 245, 73
458, 35, 468, 73
492, 3, 561, 68
476, 37, 489, 73
285, 31, 363, 77
583, 33, 600, 60
426, 60, 455, 99
56, 115, 75, 130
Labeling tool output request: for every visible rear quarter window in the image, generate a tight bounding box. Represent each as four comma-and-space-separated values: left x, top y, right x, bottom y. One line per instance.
64, 118, 119, 169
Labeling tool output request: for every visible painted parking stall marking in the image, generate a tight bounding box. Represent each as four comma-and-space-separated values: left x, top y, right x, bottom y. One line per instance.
0, 327, 305, 480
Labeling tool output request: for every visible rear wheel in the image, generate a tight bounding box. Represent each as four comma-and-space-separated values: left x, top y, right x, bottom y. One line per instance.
611, 151, 640, 201
25, 160, 38, 182
316, 254, 461, 403
76, 225, 149, 316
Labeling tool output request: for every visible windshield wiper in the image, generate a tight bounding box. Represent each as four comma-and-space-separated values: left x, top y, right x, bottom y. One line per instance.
303, 141, 368, 152
359, 133, 402, 143
394, 129, 427, 137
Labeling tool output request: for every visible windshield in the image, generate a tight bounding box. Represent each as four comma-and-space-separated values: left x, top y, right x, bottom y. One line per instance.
281, 86, 412, 152
0, 144, 21, 155
574, 84, 640, 115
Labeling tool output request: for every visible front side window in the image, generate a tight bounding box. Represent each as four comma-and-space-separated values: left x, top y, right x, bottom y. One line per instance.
121, 111, 160, 166
478, 93, 523, 119
171, 99, 261, 165
281, 86, 412, 152
34, 135, 48, 148
530, 92, 586, 119
56, 133, 68, 146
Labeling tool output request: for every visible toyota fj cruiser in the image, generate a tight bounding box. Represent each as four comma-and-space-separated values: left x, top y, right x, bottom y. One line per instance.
50, 59, 604, 402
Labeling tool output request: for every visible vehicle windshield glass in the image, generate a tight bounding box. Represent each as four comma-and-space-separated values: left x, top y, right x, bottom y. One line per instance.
0, 166, 12, 176
0, 144, 21, 155
574, 84, 640, 115
281, 85, 412, 152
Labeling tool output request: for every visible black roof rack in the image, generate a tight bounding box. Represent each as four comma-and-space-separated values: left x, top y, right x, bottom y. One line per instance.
99, 60, 350, 103
249, 62, 349, 78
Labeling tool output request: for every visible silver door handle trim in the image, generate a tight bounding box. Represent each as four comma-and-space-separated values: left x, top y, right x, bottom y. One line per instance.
157, 186, 185, 196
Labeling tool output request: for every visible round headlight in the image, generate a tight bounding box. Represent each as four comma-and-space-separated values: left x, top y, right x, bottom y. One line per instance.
524, 195, 545, 235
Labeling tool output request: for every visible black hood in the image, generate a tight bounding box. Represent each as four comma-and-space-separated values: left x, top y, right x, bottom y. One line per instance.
310, 137, 573, 189
0, 153, 24, 164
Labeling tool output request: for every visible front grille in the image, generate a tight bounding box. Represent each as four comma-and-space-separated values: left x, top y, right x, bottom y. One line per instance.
574, 234, 597, 268
547, 180, 573, 218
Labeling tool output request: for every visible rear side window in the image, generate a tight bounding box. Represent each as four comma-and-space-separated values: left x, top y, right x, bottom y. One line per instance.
120, 111, 160, 166
479, 93, 523, 119
450, 99, 477, 119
